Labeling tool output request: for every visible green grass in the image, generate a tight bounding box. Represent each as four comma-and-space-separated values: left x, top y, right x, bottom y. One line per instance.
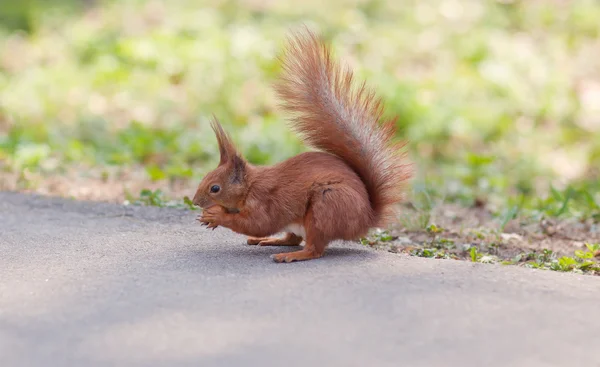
505, 244, 600, 275
124, 188, 198, 210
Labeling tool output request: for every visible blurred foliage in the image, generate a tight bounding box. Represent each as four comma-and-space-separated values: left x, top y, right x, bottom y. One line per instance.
0, 0, 599, 221
0, 0, 93, 33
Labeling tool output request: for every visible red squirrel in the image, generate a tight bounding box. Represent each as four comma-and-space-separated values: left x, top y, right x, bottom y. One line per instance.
193, 27, 411, 263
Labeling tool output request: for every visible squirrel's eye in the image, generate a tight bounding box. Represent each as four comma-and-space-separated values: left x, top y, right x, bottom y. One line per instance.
210, 185, 220, 193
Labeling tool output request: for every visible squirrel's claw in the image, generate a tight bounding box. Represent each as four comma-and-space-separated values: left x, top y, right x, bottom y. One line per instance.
195, 215, 209, 226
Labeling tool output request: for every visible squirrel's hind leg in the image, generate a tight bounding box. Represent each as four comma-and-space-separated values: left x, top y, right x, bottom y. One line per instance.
270, 183, 371, 263
247, 233, 303, 246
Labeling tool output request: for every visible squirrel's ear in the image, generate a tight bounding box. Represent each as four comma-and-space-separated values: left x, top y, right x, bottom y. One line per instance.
229, 154, 247, 184
210, 116, 237, 166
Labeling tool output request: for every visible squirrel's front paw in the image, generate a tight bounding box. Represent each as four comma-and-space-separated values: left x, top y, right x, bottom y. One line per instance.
196, 205, 228, 230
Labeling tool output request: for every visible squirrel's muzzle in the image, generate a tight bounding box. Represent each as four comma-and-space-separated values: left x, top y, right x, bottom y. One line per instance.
192, 192, 214, 209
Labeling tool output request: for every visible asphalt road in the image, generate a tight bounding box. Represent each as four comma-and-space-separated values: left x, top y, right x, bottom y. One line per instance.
1, 191, 600, 367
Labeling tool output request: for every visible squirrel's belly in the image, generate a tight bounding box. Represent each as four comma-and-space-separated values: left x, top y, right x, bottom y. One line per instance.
282, 223, 306, 237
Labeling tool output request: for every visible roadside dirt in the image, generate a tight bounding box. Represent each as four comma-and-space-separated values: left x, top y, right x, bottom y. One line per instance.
383, 204, 600, 264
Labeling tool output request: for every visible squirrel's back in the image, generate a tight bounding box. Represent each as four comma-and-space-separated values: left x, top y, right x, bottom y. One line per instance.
275, 27, 412, 227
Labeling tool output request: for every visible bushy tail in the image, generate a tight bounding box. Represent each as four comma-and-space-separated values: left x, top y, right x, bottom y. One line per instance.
275, 27, 412, 227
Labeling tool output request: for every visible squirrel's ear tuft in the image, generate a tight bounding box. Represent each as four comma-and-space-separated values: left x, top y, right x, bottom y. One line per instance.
211, 116, 237, 166
229, 154, 247, 184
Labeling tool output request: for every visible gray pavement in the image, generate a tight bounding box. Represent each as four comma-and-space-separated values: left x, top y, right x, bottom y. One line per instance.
1, 191, 599, 367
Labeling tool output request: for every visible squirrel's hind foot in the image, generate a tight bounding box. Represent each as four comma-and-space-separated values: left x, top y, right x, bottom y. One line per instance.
270, 246, 323, 263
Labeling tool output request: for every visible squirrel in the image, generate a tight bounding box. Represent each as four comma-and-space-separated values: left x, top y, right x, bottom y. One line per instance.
193, 27, 411, 263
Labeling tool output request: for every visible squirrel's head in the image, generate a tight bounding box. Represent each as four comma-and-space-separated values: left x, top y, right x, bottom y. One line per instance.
192, 118, 248, 211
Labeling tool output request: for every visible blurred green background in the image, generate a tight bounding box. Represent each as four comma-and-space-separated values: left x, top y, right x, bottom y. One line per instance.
1, 0, 599, 222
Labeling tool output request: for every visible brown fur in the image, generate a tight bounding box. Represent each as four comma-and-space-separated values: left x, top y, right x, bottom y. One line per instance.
193, 27, 412, 263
